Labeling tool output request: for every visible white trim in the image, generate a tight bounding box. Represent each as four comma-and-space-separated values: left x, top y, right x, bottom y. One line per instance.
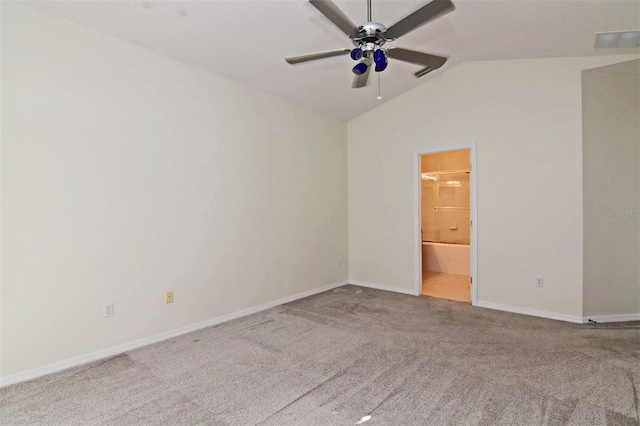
413, 152, 423, 297
583, 313, 640, 323
414, 143, 478, 304
349, 280, 417, 296
476, 300, 583, 323
0, 280, 348, 388
469, 146, 478, 305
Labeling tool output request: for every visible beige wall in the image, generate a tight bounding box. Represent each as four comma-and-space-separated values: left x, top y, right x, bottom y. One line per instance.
348, 55, 637, 319
1, 4, 348, 378
582, 65, 640, 317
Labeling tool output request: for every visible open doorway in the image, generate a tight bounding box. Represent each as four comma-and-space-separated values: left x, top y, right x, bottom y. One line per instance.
416, 146, 477, 303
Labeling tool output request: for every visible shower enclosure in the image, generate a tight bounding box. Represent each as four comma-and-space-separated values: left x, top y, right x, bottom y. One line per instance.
421, 170, 470, 245
421, 156, 471, 278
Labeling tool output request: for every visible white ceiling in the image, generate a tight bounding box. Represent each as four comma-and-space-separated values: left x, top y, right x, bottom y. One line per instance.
24, 0, 640, 121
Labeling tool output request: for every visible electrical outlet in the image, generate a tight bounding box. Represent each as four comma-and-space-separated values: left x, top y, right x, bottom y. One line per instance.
536, 277, 544, 288
165, 291, 174, 304
104, 303, 114, 318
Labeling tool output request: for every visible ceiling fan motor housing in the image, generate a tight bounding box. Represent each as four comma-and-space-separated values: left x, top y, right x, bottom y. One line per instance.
352, 22, 390, 47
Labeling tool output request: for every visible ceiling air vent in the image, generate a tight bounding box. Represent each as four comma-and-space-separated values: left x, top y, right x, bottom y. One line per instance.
595, 31, 640, 48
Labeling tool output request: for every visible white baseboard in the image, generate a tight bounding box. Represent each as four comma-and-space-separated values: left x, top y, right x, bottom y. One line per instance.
349, 280, 418, 296
476, 300, 583, 324
0, 280, 348, 388
583, 313, 640, 324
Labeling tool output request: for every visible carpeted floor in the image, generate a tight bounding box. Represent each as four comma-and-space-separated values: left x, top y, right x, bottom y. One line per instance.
1, 285, 639, 425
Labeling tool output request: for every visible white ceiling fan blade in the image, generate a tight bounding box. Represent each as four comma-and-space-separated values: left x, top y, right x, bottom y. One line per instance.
309, 0, 358, 37
286, 48, 351, 64
385, 0, 455, 40
387, 47, 448, 75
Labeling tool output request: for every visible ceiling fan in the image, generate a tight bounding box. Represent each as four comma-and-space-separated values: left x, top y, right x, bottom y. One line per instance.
285, 0, 455, 88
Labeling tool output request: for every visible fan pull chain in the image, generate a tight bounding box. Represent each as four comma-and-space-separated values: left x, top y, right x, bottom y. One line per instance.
377, 73, 382, 100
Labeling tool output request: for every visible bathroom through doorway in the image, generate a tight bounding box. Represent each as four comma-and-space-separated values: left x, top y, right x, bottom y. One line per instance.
417, 146, 477, 303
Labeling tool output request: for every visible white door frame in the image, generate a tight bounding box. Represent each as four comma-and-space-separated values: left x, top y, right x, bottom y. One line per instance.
414, 143, 479, 305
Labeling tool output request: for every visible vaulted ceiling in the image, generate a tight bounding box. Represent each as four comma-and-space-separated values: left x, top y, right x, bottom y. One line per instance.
25, 0, 640, 120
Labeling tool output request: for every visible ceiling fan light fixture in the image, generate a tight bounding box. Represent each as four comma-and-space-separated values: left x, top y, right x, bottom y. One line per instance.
351, 48, 364, 60
353, 62, 369, 75
374, 60, 388, 72
373, 49, 386, 64
374, 63, 387, 72
373, 49, 387, 72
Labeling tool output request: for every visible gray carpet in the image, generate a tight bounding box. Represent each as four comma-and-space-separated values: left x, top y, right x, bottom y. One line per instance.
1, 285, 639, 425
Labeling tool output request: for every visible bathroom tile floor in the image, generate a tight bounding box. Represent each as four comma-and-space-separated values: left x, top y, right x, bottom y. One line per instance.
422, 271, 471, 303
